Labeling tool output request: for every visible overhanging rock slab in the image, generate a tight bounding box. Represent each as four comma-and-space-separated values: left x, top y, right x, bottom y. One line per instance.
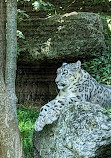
19, 12, 106, 63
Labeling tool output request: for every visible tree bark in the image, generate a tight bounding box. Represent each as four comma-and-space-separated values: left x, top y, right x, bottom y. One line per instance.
0, 0, 24, 157
0, 0, 5, 76
0, 78, 24, 158
5, 0, 18, 115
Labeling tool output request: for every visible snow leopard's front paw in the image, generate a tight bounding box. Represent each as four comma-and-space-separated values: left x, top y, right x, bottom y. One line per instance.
34, 117, 45, 131
34, 98, 68, 131
34, 101, 60, 131
34, 111, 59, 131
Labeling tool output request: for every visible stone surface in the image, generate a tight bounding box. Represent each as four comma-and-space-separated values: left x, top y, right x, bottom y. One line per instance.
33, 102, 111, 158
18, 12, 106, 63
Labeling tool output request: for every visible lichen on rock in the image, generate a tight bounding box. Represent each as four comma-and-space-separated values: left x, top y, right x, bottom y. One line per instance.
33, 102, 111, 158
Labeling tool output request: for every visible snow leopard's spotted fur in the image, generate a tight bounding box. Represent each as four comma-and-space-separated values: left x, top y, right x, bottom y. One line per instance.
35, 61, 111, 131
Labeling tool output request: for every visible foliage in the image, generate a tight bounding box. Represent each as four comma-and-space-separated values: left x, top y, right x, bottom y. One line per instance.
17, 0, 31, 3
17, 9, 29, 23
93, 0, 109, 4
83, 51, 111, 85
17, 105, 40, 158
17, 30, 25, 39
18, 0, 55, 16
17, 8, 29, 43
32, 0, 55, 15
100, 13, 111, 51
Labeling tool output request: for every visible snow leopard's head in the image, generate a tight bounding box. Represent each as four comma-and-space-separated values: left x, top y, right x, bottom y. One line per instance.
55, 61, 81, 90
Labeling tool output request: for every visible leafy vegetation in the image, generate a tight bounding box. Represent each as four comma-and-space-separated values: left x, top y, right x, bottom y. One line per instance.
32, 0, 55, 14
83, 51, 111, 85
18, 0, 55, 16
82, 14, 111, 85
17, 105, 40, 158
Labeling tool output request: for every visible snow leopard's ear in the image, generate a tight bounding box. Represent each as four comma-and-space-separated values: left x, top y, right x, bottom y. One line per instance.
76, 60, 81, 69
62, 62, 67, 66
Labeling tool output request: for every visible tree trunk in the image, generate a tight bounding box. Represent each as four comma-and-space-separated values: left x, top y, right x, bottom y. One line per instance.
0, 78, 24, 158
5, 0, 18, 115
0, 0, 24, 157
0, 0, 5, 76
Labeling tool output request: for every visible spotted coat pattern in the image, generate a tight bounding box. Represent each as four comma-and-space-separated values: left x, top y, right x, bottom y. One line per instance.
35, 61, 111, 131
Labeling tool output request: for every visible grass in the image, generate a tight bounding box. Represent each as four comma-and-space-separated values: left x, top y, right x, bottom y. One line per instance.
17, 105, 40, 158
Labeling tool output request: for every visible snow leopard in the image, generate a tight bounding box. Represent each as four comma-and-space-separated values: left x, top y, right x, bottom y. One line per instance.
35, 60, 111, 131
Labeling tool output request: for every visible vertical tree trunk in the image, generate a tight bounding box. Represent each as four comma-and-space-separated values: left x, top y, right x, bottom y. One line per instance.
0, 0, 24, 157
0, 0, 5, 77
0, 4, 5, 151
5, 0, 17, 115
0, 79, 24, 158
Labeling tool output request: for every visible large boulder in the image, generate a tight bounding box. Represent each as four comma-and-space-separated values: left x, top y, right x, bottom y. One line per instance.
33, 102, 111, 158
19, 12, 106, 63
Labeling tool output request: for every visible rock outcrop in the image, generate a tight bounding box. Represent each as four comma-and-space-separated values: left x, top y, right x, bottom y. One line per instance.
33, 102, 111, 158
19, 12, 106, 63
